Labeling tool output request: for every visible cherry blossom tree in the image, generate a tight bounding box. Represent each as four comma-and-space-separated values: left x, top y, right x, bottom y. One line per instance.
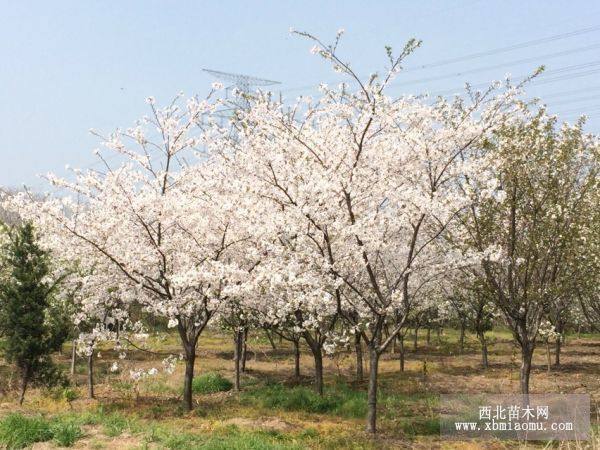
205, 30, 522, 433
240, 243, 339, 395
5, 93, 250, 411
443, 273, 497, 365
456, 109, 599, 395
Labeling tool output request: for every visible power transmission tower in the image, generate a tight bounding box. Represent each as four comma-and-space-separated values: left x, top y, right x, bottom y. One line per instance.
203, 69, 280, 120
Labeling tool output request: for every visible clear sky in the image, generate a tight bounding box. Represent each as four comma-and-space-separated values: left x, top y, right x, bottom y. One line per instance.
2, 0, 600, 188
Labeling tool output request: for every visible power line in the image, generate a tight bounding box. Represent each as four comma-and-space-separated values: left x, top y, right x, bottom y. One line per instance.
537, 85, 600, 100
553, 104, 600, 116
397, 43, 600, 87
280, 24, 600, 95
546, 93, 600, 108
428, 60, 600, 97
404, 25, 600, 71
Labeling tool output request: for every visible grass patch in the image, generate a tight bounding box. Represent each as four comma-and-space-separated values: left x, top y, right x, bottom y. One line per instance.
101, 412, 131, 437
0, 414, 53, 449
241, 382, 367, 418
62, 407, 136, 437
144, 379, 178, 395
0, 413, 83, 449
399, 417, 440, 436
241, 381, 439, 421
147, 424, 306, 450
192, 372, 233, 394
51, 420, 84, 447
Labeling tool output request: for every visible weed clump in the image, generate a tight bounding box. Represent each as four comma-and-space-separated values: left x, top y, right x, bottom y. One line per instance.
192, 372, 233, 394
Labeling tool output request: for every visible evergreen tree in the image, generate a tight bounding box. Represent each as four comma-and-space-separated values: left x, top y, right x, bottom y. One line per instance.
0, 222, 67, 404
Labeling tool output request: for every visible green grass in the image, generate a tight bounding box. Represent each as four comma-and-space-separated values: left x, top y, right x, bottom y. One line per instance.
399, 417, 440, 436
241, 381, 439, 422
144, 379, 178, 395
101, 412, 132, 437
143, 423, 333, 450
61, 407, 137, 438
241, 382, 367, 418
0, 414, 53, 449
51, 420, 84, 447
192, 372, 233, 394
0, 413, 83, 449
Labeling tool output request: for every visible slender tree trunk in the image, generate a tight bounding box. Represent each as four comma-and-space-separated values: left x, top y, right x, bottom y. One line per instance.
265, 329, 277, 350
293, 338, 301, 379
355, 333, 364, 382
398, 334, 405, 372
87, 353, 95, 399
459, 324, 465, 354
19, 367, 29, 405
546, 342, 551, 373
477, 331, 489, 368
367, 346, 380, 434
554, 321, 564, 367
413, 327, 419, 350
182, 344, 196, 411
233, 330, 242, 391
241, 327, 248, 372
70, 341, 77, 377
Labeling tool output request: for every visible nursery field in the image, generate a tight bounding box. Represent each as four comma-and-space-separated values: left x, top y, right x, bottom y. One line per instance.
0, 329, 599, 449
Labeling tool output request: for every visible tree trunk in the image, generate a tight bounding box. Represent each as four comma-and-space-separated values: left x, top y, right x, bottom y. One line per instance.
459, 324, 465, 353
413, 328, 419, 350
265, 329, 277, 350
303, 332, 324, 395
520, 345, 534, 396
293, 338, 301, 379
233, 330, 242, 391
241, 327, 248, 372
70, 341, 77, 377
18, 367, 29, 405
355, 333, 364, 382
367, 346, 380, 433
554, 338, 561, 367
87, 353, 95, 399
398, 334, 405, 372
546, 342, 551, 373
182, 344, 196, 411
426, 327, 431, 345
478, 332, 489, 368
311, 344, 324, 396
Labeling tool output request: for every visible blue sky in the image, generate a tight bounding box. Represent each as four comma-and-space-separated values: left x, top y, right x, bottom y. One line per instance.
2, 0, 600, 188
